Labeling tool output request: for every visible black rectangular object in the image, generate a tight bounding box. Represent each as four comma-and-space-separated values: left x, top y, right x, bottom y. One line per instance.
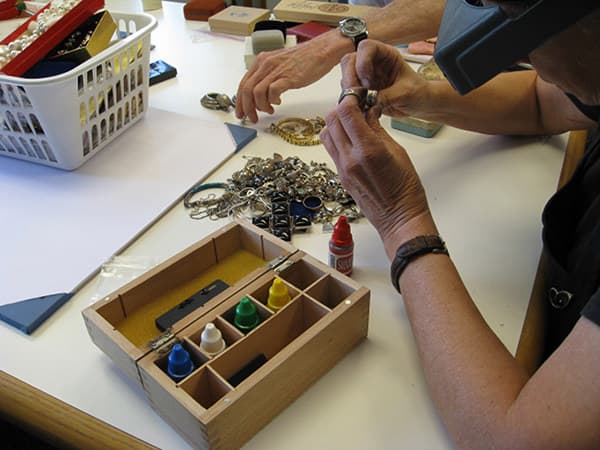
149, 60, 178, 86
155, 279, 229, 331
227, 354, 268, 387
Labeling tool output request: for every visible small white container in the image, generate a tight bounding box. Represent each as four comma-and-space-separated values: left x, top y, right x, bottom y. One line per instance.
200, 322, 226, 356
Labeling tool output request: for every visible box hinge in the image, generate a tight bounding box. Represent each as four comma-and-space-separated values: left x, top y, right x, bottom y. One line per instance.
267, 255, 291, 272
149, 330, 179, 355
268, 255, 296, 273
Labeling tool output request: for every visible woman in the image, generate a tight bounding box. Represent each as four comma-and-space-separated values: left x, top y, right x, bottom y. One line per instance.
320, 1, 600, 448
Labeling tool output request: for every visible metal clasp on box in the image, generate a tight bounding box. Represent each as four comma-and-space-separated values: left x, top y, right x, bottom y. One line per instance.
149, 330, 178, 355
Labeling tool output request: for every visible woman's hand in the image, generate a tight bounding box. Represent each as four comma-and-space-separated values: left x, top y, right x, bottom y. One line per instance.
340, 40, 431, 119
235, 34, 346, 123
320, 95, 435, 260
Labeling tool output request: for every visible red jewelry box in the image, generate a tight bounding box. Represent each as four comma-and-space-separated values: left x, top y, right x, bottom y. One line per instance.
287, 21, 333, 43
184, 0, 226, 22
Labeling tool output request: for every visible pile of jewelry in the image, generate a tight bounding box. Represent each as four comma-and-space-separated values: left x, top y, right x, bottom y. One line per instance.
0, 0, 83, 70
184, 153, 362, 238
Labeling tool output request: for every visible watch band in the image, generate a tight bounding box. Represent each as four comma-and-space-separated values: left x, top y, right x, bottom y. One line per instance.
352, 31, 368, 50
390, 235, 449, 294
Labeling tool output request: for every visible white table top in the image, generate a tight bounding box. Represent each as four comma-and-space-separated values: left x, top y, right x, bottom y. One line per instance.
1, 2, 567, 449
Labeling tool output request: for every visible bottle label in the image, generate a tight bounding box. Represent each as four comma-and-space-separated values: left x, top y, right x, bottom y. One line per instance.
329, 245, 353, 276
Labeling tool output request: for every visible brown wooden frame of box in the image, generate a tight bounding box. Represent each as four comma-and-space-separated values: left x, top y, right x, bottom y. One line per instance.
82, 219, 370, 450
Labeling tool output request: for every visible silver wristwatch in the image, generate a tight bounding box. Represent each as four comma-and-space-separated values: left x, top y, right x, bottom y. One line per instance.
339, 17, 368, 50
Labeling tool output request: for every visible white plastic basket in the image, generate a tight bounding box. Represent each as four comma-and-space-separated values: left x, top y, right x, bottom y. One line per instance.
0, 11, 157, 170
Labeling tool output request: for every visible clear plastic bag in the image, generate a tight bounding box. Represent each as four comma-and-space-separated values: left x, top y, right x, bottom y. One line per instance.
90, 255, 158, 302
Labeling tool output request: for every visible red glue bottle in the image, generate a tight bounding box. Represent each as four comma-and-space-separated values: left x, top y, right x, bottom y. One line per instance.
329, 215, 354, 276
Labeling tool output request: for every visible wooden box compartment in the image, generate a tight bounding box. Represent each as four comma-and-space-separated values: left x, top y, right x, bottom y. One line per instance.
83, 220, 370, 449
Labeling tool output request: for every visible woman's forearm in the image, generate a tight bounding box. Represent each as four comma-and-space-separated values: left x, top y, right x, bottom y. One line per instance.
366, 0, 445, 45
417, 71, 546, 135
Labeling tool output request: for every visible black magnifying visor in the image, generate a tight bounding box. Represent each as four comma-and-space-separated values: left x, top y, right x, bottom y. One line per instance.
434, 0, 598, 95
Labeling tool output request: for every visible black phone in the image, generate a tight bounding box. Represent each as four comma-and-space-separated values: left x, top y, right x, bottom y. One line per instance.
149, 60, 177, 86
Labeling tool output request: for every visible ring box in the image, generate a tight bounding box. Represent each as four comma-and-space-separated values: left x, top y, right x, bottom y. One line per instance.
83, 219, 370, 449
244, 34, 296, 69
287, 21, 333, 42
251, 29, 285, 54
183, 0, 226, 22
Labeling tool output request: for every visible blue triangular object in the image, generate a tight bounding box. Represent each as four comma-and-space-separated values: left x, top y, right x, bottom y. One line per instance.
0, 292, 73, 334
226, 122, 257, 152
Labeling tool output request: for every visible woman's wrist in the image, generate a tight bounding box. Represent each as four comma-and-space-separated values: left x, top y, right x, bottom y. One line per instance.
318, 28, 356, 62
379, 210, 439, 261
404, 79, 439, 121
381, 75, 433, 120
415, 80, 457, 123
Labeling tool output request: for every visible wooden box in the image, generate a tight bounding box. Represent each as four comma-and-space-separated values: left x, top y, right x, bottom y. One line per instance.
82, 219, 370, 449
208, 6, 271, 36
273, 0, 376, 26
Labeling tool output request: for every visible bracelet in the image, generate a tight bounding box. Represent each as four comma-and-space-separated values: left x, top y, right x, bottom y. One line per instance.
390, 235, 449, 294
183, 182, 229, 209
269, 117, 325, 146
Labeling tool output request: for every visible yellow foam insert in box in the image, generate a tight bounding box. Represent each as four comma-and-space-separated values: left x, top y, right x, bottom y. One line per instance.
117, 250, 266, 347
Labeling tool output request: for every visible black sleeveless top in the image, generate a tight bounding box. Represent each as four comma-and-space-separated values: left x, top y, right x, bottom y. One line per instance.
541, 96, 600, 358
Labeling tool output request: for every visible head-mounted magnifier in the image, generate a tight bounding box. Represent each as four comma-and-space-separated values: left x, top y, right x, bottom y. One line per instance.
434, 0, 598, 95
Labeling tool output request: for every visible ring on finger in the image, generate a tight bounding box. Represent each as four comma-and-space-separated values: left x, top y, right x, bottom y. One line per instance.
338, 87, 378, 111
338, 87, 366, 106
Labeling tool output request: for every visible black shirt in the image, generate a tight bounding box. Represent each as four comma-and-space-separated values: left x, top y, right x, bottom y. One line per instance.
541, 95, 600, 357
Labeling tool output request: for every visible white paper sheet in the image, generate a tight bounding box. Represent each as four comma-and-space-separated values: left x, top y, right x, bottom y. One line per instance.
0, 107, 235, 305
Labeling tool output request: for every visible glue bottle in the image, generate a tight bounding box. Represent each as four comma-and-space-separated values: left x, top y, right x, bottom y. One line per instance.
167, 343, 194, 382
200, 322, 226, 356
234, 297, 260, 333
267, 278, 291, 312
328, 215, 354, 276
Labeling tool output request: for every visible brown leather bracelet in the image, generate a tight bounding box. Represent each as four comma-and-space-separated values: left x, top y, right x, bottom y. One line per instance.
390, 235, 449, 294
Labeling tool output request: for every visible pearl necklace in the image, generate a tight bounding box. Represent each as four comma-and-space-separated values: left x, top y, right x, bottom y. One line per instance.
0, 0, 83, 70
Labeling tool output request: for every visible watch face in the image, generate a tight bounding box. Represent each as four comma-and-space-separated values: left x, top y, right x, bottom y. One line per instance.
341, 17, 366, 37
